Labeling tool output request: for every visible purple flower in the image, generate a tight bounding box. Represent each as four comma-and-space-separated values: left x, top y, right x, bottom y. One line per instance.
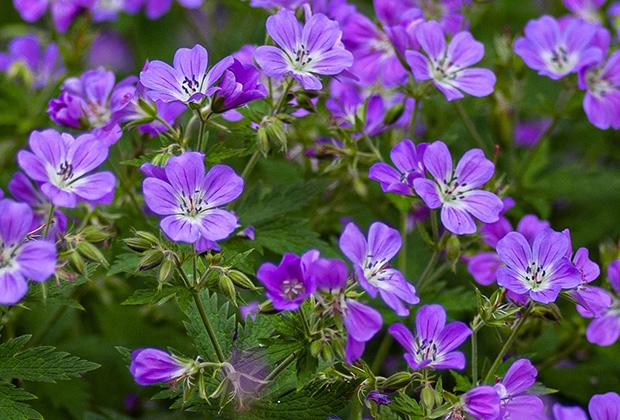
240, 301, 260, 321
339, 222, 419, 316
494, 359, 544, 419
0, 199, 57, 305
87, 31, 134, 72
211, 59, 267, 113
367, 390, 390, 405
496, 228, 580, 303
563, 0, 604, 23
140, 44, 234, 104
413, 141, 502, 235
48, 67, 136, 145
569, 245, 611, 318
17, 130, 116, 209
13, 0, 94, 32
388, 304, 471, 370
142, 152, 243, 245
461, 385, 500, 420
255, 9, 353, 90
610, 3, 620, 37
369, 139, 427, 196
410, 0, 467, 34
130, 348, 191, 386
514, 15, 602, 80
578, 36, 620, 130
8, 172, 67, 239
514, 119, 551, 148
552, 403, 588, 420
406, 21, 496, 101
256, 251, 316, 310
0, 34, 63, 89
584, 260, 620, 346
554, 392, 620, 420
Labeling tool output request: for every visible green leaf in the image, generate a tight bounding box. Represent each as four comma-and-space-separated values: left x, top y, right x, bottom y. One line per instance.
121, 287, 187, 306
0, 383, 42, 419
450, 370, 472, 393
295, 349, 318, 389
0, 335, 100, 383
528, 382, 558, 396
204, 143, 250, 164
389, 391, 424, 417
254, 218, 336, 256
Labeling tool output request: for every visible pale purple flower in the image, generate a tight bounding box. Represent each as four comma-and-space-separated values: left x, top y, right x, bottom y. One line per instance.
0, 199, 57, 305
256, 251, 316, 310
140, 44, 234, 104
128, 0, 204, 19
339, 222, 419, 316
255, 9, 353, 90
494, 359, 544, 419
410, 0, 467, 34
142, 152, 243, 246
568, 243, 611, 318
584, 260, 620, 346
578, 32, 620, 130
554, 392, 620, 420
130, 348, 191, 386
13, 0, 94, 32
17, 130, 116, 209
87, 31, 134, 72
92, 0, 126, 21
240, 301, 260, 321
514, 15, 602, 80
514, 119, 551, 148
460, 385, 500, 420
563, 0, 605, 23
388, 304, 471, 370
496, 228, 581, 303
211, 59, 267, 113
406, 21, 496, 101
413, 141, 503, 235
0, 34, 63, 89
48, 67, 136, 145
367, 390, 390, 405
369, 139, 427, 196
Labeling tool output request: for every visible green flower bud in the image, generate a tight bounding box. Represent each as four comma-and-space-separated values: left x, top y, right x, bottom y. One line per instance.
139, 249, 164, 271
76, 241, 109, 268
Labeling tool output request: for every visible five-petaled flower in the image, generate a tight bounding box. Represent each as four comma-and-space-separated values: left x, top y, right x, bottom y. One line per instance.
369, 139, 427, 196
413, 141, 503, 235
389, 304, 471, 370
255, 9, 353, 90
256, 251, 316, 310
406, 20, 496, 101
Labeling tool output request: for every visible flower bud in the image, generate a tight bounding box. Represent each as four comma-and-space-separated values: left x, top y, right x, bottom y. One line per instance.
158, 256, 175, 285
445, 235, 461, 264
130, 348, 192, 386
228, 270, 256, 290
135, 231, 160, 246
77, 241, 109, 268
123, 237, 153, 252
139, 249, 164, 271
220, 275, 237, 305
81, 226, 110, 243
70, 251, 86, 274
421, 386, 435, 411
383, 103, 405, 126
382, 371, 412, 388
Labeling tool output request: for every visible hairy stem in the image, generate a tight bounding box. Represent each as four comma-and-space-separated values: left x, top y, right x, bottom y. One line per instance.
192, 290, 226, 364
265, 352, 297, 382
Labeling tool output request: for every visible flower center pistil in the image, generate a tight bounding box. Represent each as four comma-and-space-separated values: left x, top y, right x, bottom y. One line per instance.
289, 44, 313, 71
544, 45, 577, 74
524, 260, 548, 290
282, 278, 305, 300
362, 255, 389, 284
0, 243, 18, 271
413, 337, 438, 362
178, 190, 208, 218
439, 175, 467, 202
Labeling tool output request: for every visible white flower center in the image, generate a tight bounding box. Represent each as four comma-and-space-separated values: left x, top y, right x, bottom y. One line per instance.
542, 45, 578, 75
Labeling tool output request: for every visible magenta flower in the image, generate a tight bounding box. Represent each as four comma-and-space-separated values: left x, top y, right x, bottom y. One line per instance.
584, 260, 620, 346
140, 44, 233, 104
0, 199, 57, 305
256, 252, 316, 310
406, 21, 496, 101
142, 152, 243, 246
255, 9, 353, 90
413, 141, 503, 235
48, 67, 136, 145
339, 221, 419, 316
130, 348, 192, 386
553, 392, 620, 420
514, 15, 602, 80
211, 59, 267, 113
461, 385, 500, 420
388, 304, 471, 370
17, 130, 116, 209
369, 139, 427, 196
496, 228, 580, 304
12, 0, 94, 32
0, 34, 63, 89
494, 359, 544, 419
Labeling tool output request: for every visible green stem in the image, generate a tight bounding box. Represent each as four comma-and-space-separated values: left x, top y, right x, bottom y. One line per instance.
399, 209, 408, 275
363, 134, 383, 161
409, 99, 421, 139
241, 149, 261, 179
154, 115, 181, 143
273, 78, 293, 115
483, 306, 531, 383
417, 249, 439, 291
192, 290, 226, 363
454, 101, 487, 151
371, 333, 393, 373
42, 204, 56, 239
265, 352, 297, 382
196, 113, 207, 152
471, 317, 481, 384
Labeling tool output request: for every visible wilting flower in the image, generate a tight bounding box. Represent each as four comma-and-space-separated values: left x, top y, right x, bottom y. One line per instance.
389, 304, 471, 370
48, 67, 136, 145
8, 172, 67, 239
211, 59, 267, 113
494, 359, 544, 419
256, 252, 315, 310
0, 34, 63, 89
339, 221, 419, 316
406, 21, 496, 101
563, 0, 604, 23
142, 152, 243, 246
413, 141, 503, 235
13, 0, 94, 32
458, 385, 500, 420
496, 228, 580, 303
0, 199, 57, 305
255, 9, 353, 90
584, 260, 620, 346
553, 392, 620, 420
17, 130, 116, 208
513, 15, 601, 80
577, 31, 620, 130
369, 139, 427, 196
130, 348, 193, 386
140, 44, 233, 104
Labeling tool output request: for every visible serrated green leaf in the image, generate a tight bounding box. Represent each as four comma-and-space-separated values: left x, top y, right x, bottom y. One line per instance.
204, 143, 250, 163
0, 383, 42, 419
254, 218, 335, 256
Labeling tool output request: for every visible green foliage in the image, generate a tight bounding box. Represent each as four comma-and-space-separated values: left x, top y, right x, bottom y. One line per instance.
0, 384, 42, 420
